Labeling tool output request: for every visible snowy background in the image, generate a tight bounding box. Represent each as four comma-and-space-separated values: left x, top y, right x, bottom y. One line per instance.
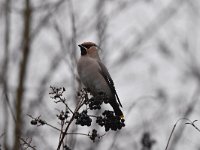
0, 0, 200, 149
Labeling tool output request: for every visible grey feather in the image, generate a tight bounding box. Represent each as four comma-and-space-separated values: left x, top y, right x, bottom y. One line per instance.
98, 61, 123, 107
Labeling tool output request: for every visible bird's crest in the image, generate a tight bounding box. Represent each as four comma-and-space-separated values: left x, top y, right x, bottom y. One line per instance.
80, 42, 97, 49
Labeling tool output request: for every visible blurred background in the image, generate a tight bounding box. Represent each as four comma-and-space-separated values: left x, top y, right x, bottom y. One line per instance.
0, 0, 200, 149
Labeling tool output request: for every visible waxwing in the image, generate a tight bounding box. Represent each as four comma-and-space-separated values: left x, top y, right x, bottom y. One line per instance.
77, 42, 124, 118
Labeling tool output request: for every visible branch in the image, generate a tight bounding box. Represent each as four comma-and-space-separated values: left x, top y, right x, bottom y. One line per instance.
165, 118, 200, 150
14, 0, 32, 149
20, 137, 36, 150
167, 85, 200, 150
57, 99, 84, 150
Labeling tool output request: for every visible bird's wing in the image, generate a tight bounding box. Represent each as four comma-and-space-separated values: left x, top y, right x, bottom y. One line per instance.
98, 61, 123, 107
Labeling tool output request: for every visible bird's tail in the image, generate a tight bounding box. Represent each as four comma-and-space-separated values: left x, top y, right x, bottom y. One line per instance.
111, 102, 124, 119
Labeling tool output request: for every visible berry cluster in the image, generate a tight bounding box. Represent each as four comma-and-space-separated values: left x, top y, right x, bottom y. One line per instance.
30, 116, 46, 126
88, 92, 109, 110
75, 110, 92, 126
88, 97, 103, 110
96, 110, 125, 131
49, 86, 65, 99
89, 129, 98, 142
74, 89, 125, 131
48, 87, 125, 138
141, 132, 156, 150
77, 88, 89, 101
57, 110, 69, 121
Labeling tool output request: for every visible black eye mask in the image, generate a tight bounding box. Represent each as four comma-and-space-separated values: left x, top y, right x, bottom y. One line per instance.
78, 45, 87, 55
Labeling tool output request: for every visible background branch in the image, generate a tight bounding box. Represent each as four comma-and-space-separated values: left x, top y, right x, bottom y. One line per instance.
14, 0, 32, 149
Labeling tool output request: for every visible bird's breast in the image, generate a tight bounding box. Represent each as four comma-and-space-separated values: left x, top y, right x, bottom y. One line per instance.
78, 57, 112, 97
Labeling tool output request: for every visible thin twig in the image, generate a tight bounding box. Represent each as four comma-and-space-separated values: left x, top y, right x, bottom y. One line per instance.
165, 118, 199, 150
57, 97, 86, 150
27, 114, 62, 132
45, 122, 62, 132
185, 120, 200, 133
59, 98, 74, 114
167, 85, 200, 150
20, 137, 36, 150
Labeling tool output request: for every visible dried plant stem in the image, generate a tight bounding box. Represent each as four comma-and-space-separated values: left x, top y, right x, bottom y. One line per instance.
57, 99, 85, 150
165, 118, 200, 150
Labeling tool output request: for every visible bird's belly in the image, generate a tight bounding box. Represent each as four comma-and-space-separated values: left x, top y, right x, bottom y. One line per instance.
80, 70, 111, 97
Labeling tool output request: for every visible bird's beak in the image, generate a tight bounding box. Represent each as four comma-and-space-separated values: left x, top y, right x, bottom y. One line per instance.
78, 44, 85, 49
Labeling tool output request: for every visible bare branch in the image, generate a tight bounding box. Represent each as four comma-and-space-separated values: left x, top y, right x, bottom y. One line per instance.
14, 0, 32, 149
165, 118, 200, 150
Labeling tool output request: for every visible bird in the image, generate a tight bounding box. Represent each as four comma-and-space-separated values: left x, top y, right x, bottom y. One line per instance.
77, 41, 124, 119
